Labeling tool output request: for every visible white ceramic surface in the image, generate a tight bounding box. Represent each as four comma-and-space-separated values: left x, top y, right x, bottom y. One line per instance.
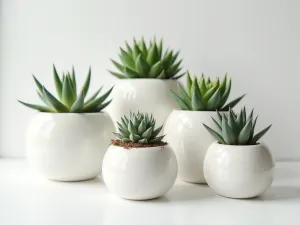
26, 112, 114, 181
164, 110, 218, 183
102, 144, 178, 200
204, 142, 275, 199
106, 79, 178, 130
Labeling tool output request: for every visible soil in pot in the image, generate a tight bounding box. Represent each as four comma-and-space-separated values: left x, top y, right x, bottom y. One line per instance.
111, 139, 167, 149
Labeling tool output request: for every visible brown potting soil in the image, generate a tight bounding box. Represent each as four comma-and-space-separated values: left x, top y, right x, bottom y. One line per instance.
111, 139, 167, 149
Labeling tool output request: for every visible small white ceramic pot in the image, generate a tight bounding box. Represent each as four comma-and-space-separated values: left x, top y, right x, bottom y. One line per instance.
106, 79, 178, 130
204, 142, 275, 199
164, 110, 218, 183
26, 112, 114, 181
102, 144, 178, 200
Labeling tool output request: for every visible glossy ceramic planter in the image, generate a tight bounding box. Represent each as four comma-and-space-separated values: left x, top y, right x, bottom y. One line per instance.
102, 144, 178, 200
164, 110, 218, 183
204, 142, 275, 199
106, 79, 178, 130
26, 112, 114, 181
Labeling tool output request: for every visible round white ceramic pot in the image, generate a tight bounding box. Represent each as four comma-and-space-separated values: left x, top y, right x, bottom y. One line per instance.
102, 144, 178, 200
106, 79, 178, 130
164, 110, 218, 183
204, 142, 275, 199
26, 112, 114, 181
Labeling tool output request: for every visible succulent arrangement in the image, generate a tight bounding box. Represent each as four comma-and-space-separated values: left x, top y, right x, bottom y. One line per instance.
109, 37, 184, 79
171, 72, 245, 111
113, 112, 165, 144
203, 107, 272, 145
18, 65, 113, 113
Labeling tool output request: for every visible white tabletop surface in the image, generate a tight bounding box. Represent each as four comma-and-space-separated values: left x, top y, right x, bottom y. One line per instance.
0, 159, 299, 225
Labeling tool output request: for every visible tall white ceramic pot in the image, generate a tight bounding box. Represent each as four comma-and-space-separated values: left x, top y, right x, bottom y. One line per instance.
106, 79, 178, 129
26, 112, 114, 181
102, 145, 178, 200
204, 142, 275, 198
164, 110, 218, 183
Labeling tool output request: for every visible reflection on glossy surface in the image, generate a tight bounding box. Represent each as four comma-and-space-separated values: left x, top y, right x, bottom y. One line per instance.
26, 112, 114, 181
164, 110, 218, 183
204, 142, 275, 198
106, 79, 178, 130
102, 145, 178, 200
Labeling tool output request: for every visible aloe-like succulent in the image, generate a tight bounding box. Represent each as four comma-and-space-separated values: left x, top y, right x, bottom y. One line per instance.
171, 72, 245, 111
113, 112, 165, 144
18, 65, 113, 113
109, 37, 184, 79
203, 107, 272, 145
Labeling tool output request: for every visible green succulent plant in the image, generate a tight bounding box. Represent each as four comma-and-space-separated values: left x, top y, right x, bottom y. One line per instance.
171, 72, 245, 111
113, 112, 165, 144
109, 37, 184, 79
18, 65, 113, 113
203, 107, 272, 145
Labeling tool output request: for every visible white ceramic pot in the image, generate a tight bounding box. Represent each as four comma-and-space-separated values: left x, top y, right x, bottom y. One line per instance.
102, 144, 178, 200
106, 79, 178, 129
204, 142, 275, 199
26, 112, 114, 181
164, 110, 218, 183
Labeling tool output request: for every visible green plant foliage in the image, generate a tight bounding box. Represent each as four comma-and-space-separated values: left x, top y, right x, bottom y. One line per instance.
171, 72, 245, 111
109, 37, 184, 79
203, 107, 272, 145
113, 112, 165, 144
18, 64, 113, 113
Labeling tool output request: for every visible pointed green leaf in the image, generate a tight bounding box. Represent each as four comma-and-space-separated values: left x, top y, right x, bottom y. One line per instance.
71, 66, 77, 95
120, 48, 135, 69
85, 87, 102, 105
62, 75, 75, 108
211, 117, 222, 133
128, 120, 138, 134
135, 54, 150, 77
219, 78, 231, 107
172, 73, 185, 80
133, 40, 142, 60
170, 90, 190, 110
139, 37, 148, 56
108, 70, 127, 79
222, 119, 236, 145
80, 67, 91, 98
138, 120, 147, 134
186, 71, 192, 97
149, 61, 163, 78
83, 86, 114, 112
149, 135, 165, 144
170, 50, 180, 65
156, 70, 166, 79
203, 85, 218, 103
70, 91, 85, 112
32, 75, 43, 93
125, 41, 133, 55
113, 132, 123, 139
237, 119, 252, 144
206, 89, 221, 110
42, 87, 69, 112
18, 100, 54, 112
158, 39, 163, 58
138, 139, 148, 144
250, 125, 272, 144
221, 94, 246, 111
124, 67, 140, 78
111, 59, 125, 73
147, 42, 159, 65
199, 76, 207, 96
96, 100, 112, 112
250, 115, 258, 139
151, 125, 163, 138
219, 73, 227, 95
203, 123, 225, 144
53, 64, 63, 100
178, 83, 192, 109
228, 108, 239, 137
129, 133, 141, 142
142, 127, 153, 139
191, 79, 205, 110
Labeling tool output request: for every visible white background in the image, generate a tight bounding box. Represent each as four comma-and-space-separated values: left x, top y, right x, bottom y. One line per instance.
0, 0, 299, 159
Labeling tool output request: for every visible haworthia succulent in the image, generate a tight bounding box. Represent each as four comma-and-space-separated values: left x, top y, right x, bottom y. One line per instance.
113, 112, 165, 144
203, 107, 272, 145
110, 37, 184, 79
171, 72, 245, 111
18, 65, 113, 113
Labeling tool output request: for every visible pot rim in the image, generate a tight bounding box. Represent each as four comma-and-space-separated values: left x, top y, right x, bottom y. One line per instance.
109, 143, 169, 151
34, 111, 109, 116
211, 141, 264, 148
171, 109, 223, 113
115, 78, 178, 82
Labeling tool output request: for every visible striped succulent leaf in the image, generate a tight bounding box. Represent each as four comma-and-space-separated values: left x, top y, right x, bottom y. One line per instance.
113, 112, 165, 144
109, 37, 184, 80
18, 64, 113, 113
171, 71, 245, 111
203, 107, 272, 145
